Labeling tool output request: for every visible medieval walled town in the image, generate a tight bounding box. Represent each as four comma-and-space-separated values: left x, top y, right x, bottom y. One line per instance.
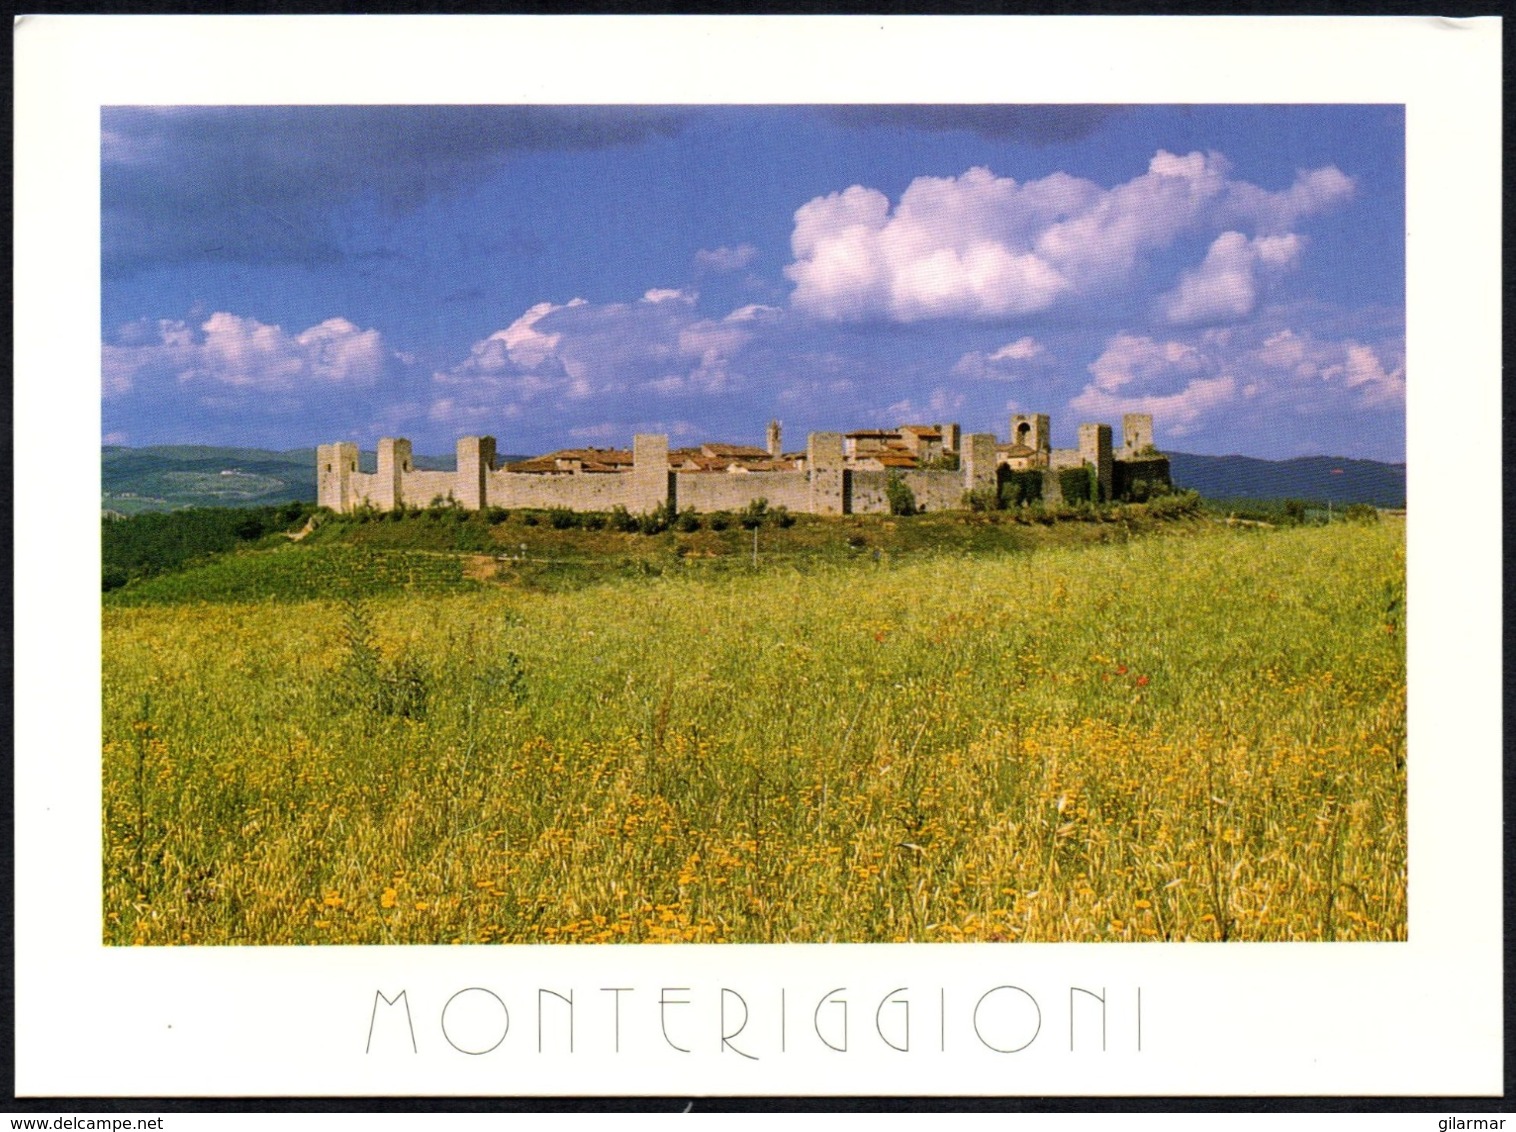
318, 413, 1170, 517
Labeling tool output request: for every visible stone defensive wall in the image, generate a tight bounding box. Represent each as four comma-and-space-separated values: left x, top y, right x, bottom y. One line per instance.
848, 469, 961, 514
318, 414, 1164, 517
483, 464, 635, 512
673, 468, 811, 514
318, 430, 1003, 517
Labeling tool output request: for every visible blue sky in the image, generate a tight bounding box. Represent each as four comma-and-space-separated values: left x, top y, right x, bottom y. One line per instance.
101, 104, 1405, 460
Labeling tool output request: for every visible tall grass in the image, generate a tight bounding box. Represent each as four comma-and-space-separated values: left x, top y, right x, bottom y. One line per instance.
101, 519, 1405, 944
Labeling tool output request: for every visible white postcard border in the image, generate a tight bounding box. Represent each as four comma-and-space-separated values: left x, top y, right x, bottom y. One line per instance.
13, 14, 1503, 1098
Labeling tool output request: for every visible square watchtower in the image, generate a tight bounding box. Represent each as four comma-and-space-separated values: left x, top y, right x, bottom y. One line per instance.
806, 432, 846, 514
1078, 423, 1113, 502
456, 436, 497, 511
1009, 414, 1051, 464
317, 442, 358, 511
1121, 413, 1154, 458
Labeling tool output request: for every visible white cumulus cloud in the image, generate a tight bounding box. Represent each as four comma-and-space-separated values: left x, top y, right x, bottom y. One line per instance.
293, 317, 389, 385
786, 170, 1078, 321
678, 319, 752, 361
1332, 343, 1405, 407
1225, 165, 1355, 233
1071, 332, 1233, 436
990, 336, 1045, 362
102, 311, 389, 397
1066, 323, 1403, 449
1160, 231, 1303, 325
725, 303, 782, 324
430, 295, 779, 431
1254, 331, 1404, 410
465, 299, 588, 372
786, 151, 1353, 325
643, 288, 695, 304
953, 335, 1049, 381
1255, 328, 1310, 373
1071, 373, 1238, 437
1086, 333, 1207, 393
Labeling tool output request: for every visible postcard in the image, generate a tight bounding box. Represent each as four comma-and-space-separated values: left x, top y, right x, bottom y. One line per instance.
13, 14, 1503, 1099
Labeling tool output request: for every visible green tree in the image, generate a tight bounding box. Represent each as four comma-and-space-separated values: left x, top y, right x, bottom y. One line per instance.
885, 474, 918, 516
739, 498, 770, 530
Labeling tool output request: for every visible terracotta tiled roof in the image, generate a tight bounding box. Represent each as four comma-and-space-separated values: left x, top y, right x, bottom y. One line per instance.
539, 447, 633, 464
504, 456, 562, 473
507, 447, 635, 473
740, 459, 800, 472
679, 456, 738, 472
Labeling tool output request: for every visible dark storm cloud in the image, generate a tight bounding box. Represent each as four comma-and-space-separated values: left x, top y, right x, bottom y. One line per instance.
101, 105, 692, 275
820, 105, 1122, 144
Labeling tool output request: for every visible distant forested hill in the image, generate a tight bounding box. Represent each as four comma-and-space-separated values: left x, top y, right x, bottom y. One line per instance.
102, 444, 1408, 514
1166, 453, 1406, 509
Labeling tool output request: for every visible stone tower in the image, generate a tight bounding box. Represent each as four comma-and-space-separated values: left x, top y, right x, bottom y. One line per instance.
376, 437, 412, 510
806, 431, 846, 514
317, 441, 358, 511
962, 433, 998, 497
767, 419, 782, 458
456, 436, 497, 511
937, 422, 962, 454
1078, 423, 1113, 502
1122, 413, 1154, 458
630, 433, 672, 514
1010, 413, 1051, 461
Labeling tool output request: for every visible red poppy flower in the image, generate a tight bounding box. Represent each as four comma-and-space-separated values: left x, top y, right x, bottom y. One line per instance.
1136, 675, 1150, 687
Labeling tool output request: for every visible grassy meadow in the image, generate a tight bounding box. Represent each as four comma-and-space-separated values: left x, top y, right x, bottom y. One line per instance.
101, 510, 1405, 945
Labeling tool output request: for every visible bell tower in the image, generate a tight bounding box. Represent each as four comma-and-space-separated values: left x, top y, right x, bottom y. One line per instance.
1010, 413, 1050, 462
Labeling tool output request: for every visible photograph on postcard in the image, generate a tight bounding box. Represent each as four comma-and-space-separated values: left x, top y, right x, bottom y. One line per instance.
99, 104, 1406, 948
